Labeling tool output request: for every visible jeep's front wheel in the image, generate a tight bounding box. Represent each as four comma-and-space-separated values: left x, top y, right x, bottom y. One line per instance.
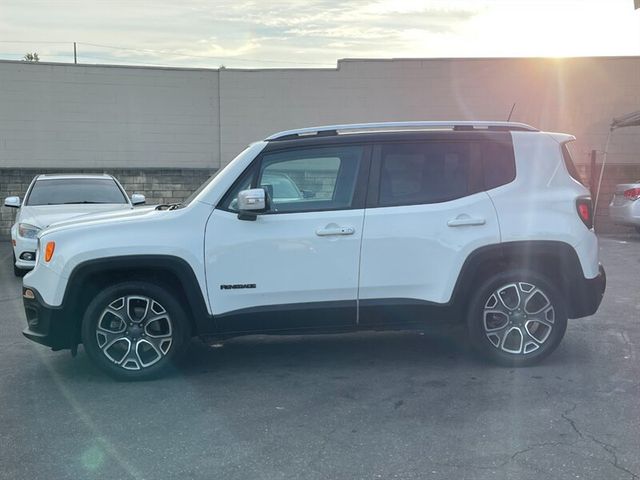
81, 281, 190, 380
467, 270, 567, 366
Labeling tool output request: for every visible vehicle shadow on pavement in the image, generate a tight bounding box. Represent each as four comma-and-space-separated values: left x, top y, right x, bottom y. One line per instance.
181, 331, 472, 374
42, 328, 583, 383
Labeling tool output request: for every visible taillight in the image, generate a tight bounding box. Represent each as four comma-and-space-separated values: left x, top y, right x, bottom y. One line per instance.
576, 197, 593, 229
623, 187, 640, 201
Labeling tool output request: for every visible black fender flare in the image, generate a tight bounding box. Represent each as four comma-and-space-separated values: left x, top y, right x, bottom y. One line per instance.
450, 240, 594, 319
62, 255, 213, 336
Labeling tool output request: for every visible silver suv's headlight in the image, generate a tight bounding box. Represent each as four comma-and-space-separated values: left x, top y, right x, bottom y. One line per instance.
18, 223, 41, 239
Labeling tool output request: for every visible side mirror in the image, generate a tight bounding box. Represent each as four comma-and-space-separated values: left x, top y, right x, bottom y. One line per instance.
237, 188, 268, 220
4, 196, 21, 208
131, 193, 146, 205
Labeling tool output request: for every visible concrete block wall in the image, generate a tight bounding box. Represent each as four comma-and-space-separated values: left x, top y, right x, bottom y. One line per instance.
0, 168, 216, 237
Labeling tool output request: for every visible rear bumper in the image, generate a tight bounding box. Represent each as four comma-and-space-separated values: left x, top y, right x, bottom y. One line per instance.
609, 202, 640, 226
568, 264, 606, 319
22, 287, 76, 350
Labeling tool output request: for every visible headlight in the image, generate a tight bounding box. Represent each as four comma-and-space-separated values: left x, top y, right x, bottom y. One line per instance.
18, 223, 41, 239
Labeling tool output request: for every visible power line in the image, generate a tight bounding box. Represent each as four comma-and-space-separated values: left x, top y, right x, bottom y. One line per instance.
0, 40, 72, 44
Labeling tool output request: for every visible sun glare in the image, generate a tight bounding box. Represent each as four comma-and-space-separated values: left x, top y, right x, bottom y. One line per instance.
462, 1, 640, 58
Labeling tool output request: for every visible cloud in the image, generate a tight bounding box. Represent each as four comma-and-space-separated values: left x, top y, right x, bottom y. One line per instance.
1, 0, 637, 68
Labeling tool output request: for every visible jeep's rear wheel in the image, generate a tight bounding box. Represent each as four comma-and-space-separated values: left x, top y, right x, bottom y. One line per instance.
467, 270, 567, 366
81, 281, 190, 380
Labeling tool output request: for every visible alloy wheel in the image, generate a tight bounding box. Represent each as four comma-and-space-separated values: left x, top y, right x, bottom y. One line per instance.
482, 282, 555, 355
95, 295, 173, 371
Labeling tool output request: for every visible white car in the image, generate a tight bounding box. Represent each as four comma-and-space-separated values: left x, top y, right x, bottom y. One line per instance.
5, 173, 145, 276
20, 121, 606, 379
609, 181, 640, 233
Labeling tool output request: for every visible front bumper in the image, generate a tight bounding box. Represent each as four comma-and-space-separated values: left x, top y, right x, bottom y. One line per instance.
568, 264, 606, 319
15, 258, 36, 270
13, 236, 37, 270
22, 287, 76, 350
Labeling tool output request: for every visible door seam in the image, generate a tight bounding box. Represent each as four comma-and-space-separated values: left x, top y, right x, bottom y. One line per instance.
355, 209, 367, 325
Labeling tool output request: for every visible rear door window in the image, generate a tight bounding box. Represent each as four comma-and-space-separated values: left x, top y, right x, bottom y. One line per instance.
377, 141, 480, 207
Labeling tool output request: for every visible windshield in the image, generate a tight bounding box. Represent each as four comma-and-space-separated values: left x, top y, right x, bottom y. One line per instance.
26, 178, 128, 206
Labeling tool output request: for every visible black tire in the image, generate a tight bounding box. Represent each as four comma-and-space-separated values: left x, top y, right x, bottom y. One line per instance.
467, 269, 568, 367
81, 281, 191, 380
13, 253, 27, 277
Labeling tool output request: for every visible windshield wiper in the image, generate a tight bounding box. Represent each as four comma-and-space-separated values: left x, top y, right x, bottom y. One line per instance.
61, 201, 110, 204
155, 203, 183, 211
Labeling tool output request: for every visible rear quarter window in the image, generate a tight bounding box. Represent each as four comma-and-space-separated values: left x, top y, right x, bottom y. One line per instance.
561, 143, 585, 186
482, 138, 516, 190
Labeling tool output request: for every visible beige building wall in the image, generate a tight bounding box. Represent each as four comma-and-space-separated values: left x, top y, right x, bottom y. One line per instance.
220, 57, 640, 167
1, 56, 639, 235
1, 56, 639, 170
0, 62, 220, 169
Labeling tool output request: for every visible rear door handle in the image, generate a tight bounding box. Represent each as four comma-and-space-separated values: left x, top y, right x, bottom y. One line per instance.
447, 215, 486, 227
316, 225, 355, 236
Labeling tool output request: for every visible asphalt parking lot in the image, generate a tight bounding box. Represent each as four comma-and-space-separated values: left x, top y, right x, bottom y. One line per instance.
1, 237, 639, 480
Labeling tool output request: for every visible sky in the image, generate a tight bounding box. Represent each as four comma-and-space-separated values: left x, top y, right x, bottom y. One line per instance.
1, 0, 639, 69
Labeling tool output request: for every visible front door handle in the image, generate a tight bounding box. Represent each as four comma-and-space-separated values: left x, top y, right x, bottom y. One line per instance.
316, 225, 356, 236
447, 215, 486, 227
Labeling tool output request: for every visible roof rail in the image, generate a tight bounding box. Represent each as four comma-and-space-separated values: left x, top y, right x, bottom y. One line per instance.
266, 121, 538, 141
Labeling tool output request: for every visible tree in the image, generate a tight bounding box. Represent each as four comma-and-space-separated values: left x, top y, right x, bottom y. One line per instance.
23, 52, 39, 62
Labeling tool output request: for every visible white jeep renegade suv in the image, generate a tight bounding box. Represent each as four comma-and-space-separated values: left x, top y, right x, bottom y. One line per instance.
21, 121, 606, 379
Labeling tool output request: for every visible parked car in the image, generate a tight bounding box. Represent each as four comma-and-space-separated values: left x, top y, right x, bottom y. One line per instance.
5, 174, 145, 276
609, 181, 640, 233
20, 121, 606, 379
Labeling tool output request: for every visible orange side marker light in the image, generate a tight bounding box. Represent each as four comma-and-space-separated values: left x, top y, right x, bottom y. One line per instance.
44, 241, 56, 262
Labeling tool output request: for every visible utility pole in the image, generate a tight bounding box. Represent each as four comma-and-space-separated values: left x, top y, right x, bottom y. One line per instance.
73, 42, 77, 64
590, 150, 597, 199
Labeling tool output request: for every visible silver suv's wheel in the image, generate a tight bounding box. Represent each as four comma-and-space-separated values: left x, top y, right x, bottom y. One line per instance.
82, 281, 190, 380
468, 270, 567, 366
